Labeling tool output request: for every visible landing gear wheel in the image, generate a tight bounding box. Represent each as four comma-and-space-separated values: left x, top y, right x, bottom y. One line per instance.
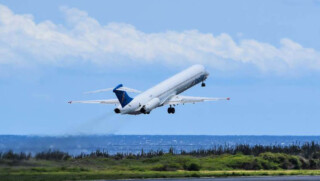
201, 82, 206, 87
167, 107, 175, 114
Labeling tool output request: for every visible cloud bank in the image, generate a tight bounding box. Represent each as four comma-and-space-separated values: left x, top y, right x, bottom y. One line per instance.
0, 4, 319, 73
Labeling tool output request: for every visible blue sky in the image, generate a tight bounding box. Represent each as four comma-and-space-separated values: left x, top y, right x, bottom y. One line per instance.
0, 0, 320, 135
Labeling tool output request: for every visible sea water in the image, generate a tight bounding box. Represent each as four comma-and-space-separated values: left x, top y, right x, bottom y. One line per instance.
0, 135, 319, 155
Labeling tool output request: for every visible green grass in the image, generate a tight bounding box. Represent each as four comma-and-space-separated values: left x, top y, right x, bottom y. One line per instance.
1, 153, 320, 180
1, 170, 320, 181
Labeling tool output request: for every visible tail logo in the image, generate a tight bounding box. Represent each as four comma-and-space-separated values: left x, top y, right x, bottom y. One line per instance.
121, 92, 125, 103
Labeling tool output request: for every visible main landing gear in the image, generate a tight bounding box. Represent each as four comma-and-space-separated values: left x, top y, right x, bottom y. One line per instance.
167, 105, 175, 114
201, 82, 206, 87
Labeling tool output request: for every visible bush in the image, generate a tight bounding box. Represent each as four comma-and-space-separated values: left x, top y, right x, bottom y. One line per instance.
299, 157, 309, 169
309, 159, 318, 169
242, 158, 262, 170
258, 152, 304, 169
289, 157, 301, 169
186, 163, 201, 171
152, 163, 181, 171
259, 158, 278, 170
222, 154, 263, 170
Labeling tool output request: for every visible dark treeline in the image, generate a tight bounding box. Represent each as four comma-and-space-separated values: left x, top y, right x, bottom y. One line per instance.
182, 141, 320, 159
0, 150, 31, 161
1, 141, 320, 161
35, 150, 71, 160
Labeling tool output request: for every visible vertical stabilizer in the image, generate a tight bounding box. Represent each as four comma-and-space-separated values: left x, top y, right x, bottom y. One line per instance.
113, 84, 133, 107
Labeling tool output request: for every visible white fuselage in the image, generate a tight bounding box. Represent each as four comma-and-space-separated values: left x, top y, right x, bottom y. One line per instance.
119, 64, 209, 114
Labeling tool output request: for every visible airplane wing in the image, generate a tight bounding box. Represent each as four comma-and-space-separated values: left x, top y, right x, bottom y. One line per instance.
68, 99, 119, 105
163, 95, 230, 105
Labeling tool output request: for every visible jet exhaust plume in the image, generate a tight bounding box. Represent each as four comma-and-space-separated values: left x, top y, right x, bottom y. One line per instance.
69, 111, 125, 135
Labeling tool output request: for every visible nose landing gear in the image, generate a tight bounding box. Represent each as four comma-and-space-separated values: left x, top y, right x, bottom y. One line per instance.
201, 82, 206, 87
167, 106, 175, 114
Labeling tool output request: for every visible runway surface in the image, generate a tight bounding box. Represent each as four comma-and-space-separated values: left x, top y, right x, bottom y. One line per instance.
108, 176, 320, 181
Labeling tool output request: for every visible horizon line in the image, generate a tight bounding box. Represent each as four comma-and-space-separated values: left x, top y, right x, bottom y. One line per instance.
1, 134, 320, 137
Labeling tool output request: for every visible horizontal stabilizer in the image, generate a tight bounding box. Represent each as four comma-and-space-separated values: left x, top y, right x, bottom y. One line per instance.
116, 87, 141, 93
84, 87, 141, 94
68, 99, 119, 105
84, 88, 114, 94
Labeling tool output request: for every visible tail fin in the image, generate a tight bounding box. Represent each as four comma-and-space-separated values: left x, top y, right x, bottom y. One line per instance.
113, 84, 133, 107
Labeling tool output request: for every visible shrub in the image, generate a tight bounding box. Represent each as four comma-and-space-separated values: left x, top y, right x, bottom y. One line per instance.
309, 159, 318, 169
152, 163, 181, 171
299, 157, 309, 169
186, 163, 201, 171
289, 157, 301, 169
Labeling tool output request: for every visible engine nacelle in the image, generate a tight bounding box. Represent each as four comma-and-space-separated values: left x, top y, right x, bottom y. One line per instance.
140, 98, 160, 113
114, 108, 121, 114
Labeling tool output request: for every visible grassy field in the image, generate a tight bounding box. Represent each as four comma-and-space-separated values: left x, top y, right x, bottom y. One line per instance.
1, 153, 320, 180
2, 170, 320, 181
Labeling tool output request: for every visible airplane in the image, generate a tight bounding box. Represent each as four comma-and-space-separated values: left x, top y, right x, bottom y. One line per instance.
68, 64, 230, 115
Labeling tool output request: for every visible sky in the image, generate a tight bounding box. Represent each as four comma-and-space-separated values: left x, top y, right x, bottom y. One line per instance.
0, 0, 320, 135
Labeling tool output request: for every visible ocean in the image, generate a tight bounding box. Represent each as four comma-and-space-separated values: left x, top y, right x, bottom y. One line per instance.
0, 135, 319, 155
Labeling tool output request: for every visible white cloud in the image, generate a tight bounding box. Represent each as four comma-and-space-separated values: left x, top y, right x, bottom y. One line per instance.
0, 4, 319, 74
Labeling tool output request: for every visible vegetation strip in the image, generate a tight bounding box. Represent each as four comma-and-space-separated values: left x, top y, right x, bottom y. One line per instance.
1, 142, 320, 180
1, 170, 320, 181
